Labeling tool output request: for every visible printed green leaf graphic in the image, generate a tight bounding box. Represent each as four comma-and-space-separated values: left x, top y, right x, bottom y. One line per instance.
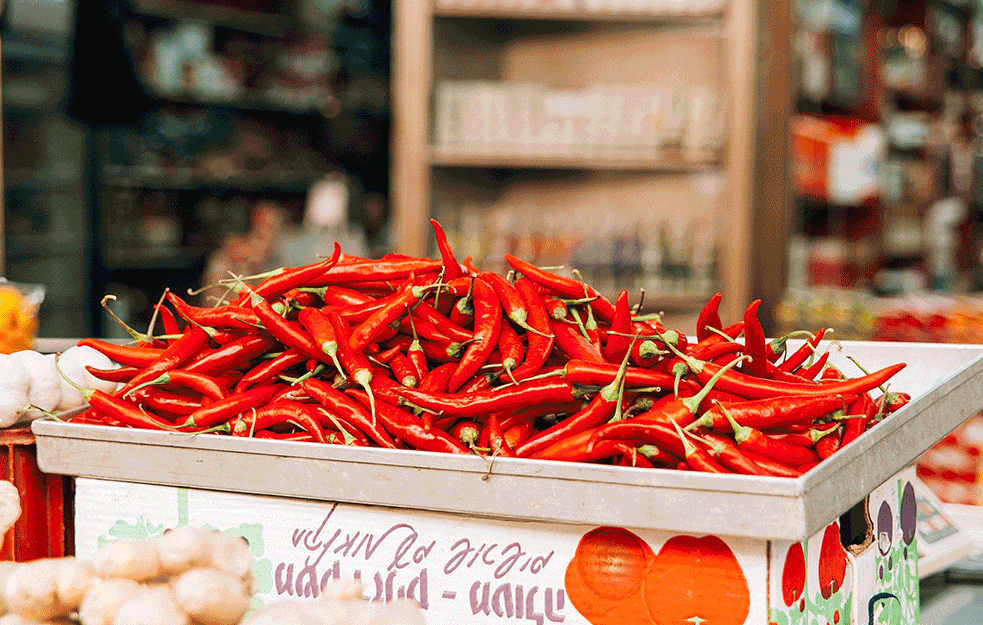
254, 558, 273, 594
109, 518, 149, 539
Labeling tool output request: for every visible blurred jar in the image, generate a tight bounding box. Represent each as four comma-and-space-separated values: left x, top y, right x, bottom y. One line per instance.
0, 281, 44, 354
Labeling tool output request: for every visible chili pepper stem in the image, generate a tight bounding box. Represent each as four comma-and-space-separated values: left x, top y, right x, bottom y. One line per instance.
318, 408, 358, 445
123, 373, 173, 398
102, 295, 158, 343
719, 403, 753, 445
607, 335, 639, 422
680, 355, 749, 415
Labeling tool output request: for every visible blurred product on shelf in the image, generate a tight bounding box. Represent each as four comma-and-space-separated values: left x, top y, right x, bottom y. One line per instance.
433, 81, 724, 162
434, 0, 726, 15
775, 288, 983, 343
918, 414, 983, 506
0, 281, 44, 355
792, 116, 886, 206
432, 195, 718, 303
201, 202, 288, 303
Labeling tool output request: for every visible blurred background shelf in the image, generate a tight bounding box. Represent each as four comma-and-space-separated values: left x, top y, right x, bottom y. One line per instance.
429, 149, 720, 172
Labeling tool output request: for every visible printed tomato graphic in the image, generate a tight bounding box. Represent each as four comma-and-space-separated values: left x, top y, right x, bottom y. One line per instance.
565, 526, 658, 625
643, 534, 751, 625
817, 522, 848, 600
782, 542, 806, 607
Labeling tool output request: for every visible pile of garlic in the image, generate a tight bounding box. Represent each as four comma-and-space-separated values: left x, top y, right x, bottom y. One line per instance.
0, 346, 119, 428
0, 528, 424, 625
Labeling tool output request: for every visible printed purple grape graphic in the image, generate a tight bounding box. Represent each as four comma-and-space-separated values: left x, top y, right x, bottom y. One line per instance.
900, 482, 916, 546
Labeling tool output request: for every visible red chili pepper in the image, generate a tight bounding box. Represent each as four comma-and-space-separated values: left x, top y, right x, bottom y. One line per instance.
742, 300, 767, 377
76, 339, 164, 368
410, 301, 473, 343
124, 369, 228, 402
116, 326, 211, 396
247, 243, 343, 301
741, 450, 803, 477
297, 306, 346, 376
669, 421, 729, 473
183, 334, 276, 376
349, 278, 432, 353
419, 361, 457, 394
447, 279, 503, 393
563, 360, 699, 394
531, 428, 633, 463
815, 426, 842, 460
509, 276, 556, 380
85, 365, 139, 383
449, 281, 475, 327
231, 400, 328, 444
129, 387, 203, 417
696, 431, 770, 476
601, 290, 633, 363
388, 351, 418, 387
254, 430, 316, 442
165, 292, 261, 332
778, 328, 828, 372
696, 292, 723, 342
325, 310, 377, 420
767, 423, 840, 447
689, 394, 852, 431
796, 352, 830, 381
387, 378, 578, 417
684, 321, 745, 354
550, 317, 605, 363
308, 258, 444, 286
405, 325, 429, 383
233, 350, 307, 393
841, 394, 875, 447
503, 420, 536, 450
155, 302, 182, 337
497, 320, 524, 382
302, 378, 397, 448
430, 219, 465, 280
721, 406, 820, 467
348, 392, 470, 454
486, 413, 514, 457
543, 296, 567, 320
505, 253, 616, 323
450, 420, 481, 448
874, 391, 910, 417
89, 390, 190, 431
686, 357, 905, 401
516, 347, 635, 457
175, 384, 283, 429
318, 285, 375, 309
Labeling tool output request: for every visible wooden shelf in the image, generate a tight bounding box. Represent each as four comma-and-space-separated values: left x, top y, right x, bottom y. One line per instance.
430, 148, 720, 172
433, 4, 724, 24
103, 247, 211, 272
131, 0, 292, 37
103, 171, 326, 194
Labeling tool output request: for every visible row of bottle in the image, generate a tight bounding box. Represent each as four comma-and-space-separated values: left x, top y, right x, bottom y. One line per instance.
434, 0, 726, 16
433, 82, 724, 162
431, 201, 718, 302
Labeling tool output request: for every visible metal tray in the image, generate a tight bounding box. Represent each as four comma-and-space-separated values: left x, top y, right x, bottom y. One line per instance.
32, 342, 983, 541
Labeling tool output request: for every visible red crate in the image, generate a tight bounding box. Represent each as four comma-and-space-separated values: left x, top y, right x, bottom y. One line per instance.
0, 427, 73, 561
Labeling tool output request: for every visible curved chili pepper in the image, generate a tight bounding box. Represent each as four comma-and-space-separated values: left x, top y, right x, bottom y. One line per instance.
516, 347, 634, 458
721, 406, 820, 467
630, 338, 666, 368
419, 361, 457, 394
388, 351, 418, 387
689, 394, 852, 432
349, 278, 435, 353
302, 378, 397, 448
841, 394, 875, 447
687, 358, 905, 401
410, 301, 472, 343
308, 258, 444, 287
155, 303, 182, 337
796, 352, 830, 381
430, 219, 465, 280
697, 431, 769, 476
231, 400, 328, 444
124, 369, 228, 402
249, 242, 342, 301
175, 384, 283, 429
509, 276, 556, 380
184, 334, 276, 376
388, 378, 578, 418
778, 328, 828, 372
684, 321, 744, 355
447, 278, 503, 393
601, 290, 633, 364
324, 310, 376, 420
451, 420, 481, 448
233, 349, 306, 393
449, 282, 475, 327
503, 420, 536, 450
741, 450, 803, 477
348, 392, 470, 454
297, 306, 346, 376
316, 285, 375, 310
496, 321, 525, 382
696, 292, 723, 342
767, 423, 840, 447
563, 360, 698, 393
254, 430, 316, 442
815, 426, 842, 460
531, 429, 634, 463
505, 254, 616, 323
742, 300, 767, 377
77, 339, 164, 368
88, 390, 187, 431
550, 317, 604, 363
486, 413, 514, 457
165, 292, 261, 332
406, 328, 429, 383
117, 326, 211, 396
85, 365, 139, 384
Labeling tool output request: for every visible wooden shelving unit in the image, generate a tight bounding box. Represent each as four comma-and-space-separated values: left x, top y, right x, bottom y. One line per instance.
392, 0, 784, 327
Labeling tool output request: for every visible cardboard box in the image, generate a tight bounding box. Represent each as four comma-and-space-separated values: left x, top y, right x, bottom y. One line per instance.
73, 470, 918, 625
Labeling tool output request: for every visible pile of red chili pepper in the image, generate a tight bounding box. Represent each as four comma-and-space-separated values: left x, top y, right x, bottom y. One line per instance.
67, 220, 911, 477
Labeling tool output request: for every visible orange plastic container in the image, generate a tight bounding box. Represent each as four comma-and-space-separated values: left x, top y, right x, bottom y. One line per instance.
0, 426, 72, 560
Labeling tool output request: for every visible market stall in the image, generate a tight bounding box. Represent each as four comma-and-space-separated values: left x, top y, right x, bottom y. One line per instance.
0, 219, 978, 624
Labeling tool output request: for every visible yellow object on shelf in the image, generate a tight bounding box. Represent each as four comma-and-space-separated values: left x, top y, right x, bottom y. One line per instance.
0, 282, 43, 355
